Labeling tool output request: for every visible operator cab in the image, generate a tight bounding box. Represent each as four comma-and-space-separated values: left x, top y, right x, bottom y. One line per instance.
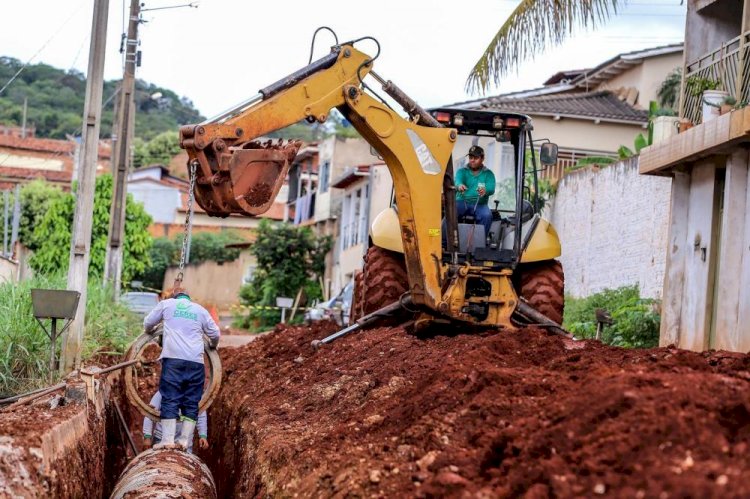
430, 107, 558, 268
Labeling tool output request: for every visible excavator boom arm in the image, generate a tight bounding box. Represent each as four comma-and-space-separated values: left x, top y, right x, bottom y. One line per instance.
179, 44, 457, 310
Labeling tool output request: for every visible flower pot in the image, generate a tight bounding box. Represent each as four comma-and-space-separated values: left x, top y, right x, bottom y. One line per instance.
720, 104, 734, 115
702, 89, 729, 123
678, 120, 693, 133
652, 116, 680, 144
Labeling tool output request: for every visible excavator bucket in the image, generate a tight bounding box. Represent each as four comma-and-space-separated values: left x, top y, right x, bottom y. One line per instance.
191, 140, 301, 217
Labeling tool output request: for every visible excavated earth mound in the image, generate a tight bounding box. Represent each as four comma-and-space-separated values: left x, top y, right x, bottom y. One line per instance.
204, 322, 750, 498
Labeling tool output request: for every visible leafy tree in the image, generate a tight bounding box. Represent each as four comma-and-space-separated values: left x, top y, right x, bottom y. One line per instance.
29, 175, 153, 283
141, 237, 177, 290
132, 131, 182, 168
467, 1, 622, 93
17, 180, 65, 250
0, 58, 203, 140
236, 220, 332, 330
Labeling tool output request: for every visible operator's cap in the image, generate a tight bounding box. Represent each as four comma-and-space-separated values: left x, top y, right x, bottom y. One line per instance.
468, 145, 484, 157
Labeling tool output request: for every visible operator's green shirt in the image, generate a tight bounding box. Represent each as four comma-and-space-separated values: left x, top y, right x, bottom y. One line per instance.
455, 166, 496, 205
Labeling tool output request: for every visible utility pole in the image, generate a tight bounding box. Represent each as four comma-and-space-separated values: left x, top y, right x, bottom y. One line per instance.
21, 98, 27, 138
60, 0, 110, 374
104, 0, 140, 297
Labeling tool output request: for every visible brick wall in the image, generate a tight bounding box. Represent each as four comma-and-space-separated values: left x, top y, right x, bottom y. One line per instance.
548, 157, 672, 299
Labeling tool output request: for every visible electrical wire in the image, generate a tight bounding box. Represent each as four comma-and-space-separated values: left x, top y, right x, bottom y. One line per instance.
308, 26, 339, 64
0, 1, 87, 96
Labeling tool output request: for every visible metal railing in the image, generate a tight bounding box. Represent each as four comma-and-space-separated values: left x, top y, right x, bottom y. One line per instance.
682, 30, 750, 125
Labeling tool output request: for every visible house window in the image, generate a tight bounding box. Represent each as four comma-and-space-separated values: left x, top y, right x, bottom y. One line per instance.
340, 184, 370, 251
319, 161, 330, 193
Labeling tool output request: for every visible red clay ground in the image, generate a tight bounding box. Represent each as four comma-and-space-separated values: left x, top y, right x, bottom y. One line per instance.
203, 322, 750, 498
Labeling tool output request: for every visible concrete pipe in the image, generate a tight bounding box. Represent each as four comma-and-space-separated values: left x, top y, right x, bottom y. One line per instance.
110, 448, 217, 499
123, 327, 222, 420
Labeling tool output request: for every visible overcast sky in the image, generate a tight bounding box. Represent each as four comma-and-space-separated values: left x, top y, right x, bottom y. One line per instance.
2, 1, 686, 118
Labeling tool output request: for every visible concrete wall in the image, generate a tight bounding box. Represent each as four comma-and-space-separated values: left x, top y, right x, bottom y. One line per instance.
128, 180, 181, 224
163, 250, 256, 310
549, 157, 672, 299
315, 137, 378, 222
685, 0, 744, 64
660, 150, 750, 352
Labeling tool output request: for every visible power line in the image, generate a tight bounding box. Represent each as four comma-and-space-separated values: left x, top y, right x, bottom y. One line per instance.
0, 1, 88, 96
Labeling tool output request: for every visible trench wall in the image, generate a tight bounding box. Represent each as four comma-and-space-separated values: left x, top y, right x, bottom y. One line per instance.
548, 157, 672, 299
0, 379, 130, 498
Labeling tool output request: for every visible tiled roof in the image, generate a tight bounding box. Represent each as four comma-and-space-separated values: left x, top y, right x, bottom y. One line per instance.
0, 166, 72, 183
480, 90, 649, 124
0, 135, 111, 159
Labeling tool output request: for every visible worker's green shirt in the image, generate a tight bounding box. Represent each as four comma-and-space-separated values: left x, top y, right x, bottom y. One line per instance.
455, 166, 496, 205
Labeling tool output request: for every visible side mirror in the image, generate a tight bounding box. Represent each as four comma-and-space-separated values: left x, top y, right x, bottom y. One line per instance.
540, 143, 559, 166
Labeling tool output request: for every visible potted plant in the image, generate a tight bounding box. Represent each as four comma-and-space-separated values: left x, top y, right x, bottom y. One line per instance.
686, 75, 727, 123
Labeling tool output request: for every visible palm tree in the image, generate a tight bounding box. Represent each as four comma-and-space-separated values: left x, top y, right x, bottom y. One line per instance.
466, 0, 623, 94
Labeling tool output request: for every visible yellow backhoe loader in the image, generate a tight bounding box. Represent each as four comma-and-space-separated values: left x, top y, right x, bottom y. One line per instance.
179, 38, 566, 341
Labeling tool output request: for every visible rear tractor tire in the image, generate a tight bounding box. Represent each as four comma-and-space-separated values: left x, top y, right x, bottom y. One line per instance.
350, 246, 409, 323
519, 260, 565, 325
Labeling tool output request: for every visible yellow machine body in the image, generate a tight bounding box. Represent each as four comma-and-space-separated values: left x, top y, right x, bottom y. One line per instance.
180, 44, 561, 330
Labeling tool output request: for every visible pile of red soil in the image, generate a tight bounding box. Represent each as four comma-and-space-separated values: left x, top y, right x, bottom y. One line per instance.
204, 322, 750, 498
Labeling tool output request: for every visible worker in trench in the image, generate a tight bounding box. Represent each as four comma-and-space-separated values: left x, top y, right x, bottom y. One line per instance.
142, 390, 208, 453
143, 286, 220, 449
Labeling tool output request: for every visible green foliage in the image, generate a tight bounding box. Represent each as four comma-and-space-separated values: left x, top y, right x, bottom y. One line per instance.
657, 67, 682, 110
141, 237, 177, 290
466, 0, 620, 93
0, 274, 141, 395
0, 57, 203, 139
132, 130, 182, 168
138, 231, 245, 291
29, 175, 153, 283
236, 220, 332, 331
563, 285, 660, 349
618, 145, 635, 160
17, 180, 65, 250
634, 133, 648, 154
685, 75, 721, 97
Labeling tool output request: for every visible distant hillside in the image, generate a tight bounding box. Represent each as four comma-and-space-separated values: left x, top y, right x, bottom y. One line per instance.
0, 56, 204, 140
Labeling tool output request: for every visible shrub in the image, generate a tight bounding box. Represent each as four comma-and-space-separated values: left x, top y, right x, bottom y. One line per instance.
563, 285, 660, 348
235, 220, 332, 331
0, 275, 141, 396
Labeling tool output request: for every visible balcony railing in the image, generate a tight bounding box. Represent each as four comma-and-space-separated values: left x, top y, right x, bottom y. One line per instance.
682, 30, 750, 125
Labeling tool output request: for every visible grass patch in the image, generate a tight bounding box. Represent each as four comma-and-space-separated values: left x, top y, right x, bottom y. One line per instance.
0, 275, 141, 396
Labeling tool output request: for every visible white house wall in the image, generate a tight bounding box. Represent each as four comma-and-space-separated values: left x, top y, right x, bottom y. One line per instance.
550, 157, 672, 299
128, 181, 181, 224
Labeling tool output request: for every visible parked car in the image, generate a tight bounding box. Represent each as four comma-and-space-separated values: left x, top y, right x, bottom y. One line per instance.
120, 291, 160, 318
305, 281, 354, 327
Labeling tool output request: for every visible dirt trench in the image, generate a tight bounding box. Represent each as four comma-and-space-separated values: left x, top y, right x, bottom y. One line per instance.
5, 323, 750, 498
198, 321, 750, 498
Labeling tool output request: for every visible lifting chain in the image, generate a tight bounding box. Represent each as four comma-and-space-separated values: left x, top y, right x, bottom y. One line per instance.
174, 159, 198, 288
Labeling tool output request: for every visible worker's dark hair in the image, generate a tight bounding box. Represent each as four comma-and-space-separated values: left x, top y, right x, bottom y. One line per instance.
171, 287, 190, 299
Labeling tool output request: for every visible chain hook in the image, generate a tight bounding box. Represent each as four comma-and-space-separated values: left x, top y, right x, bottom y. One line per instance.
175, 159, 198, 291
